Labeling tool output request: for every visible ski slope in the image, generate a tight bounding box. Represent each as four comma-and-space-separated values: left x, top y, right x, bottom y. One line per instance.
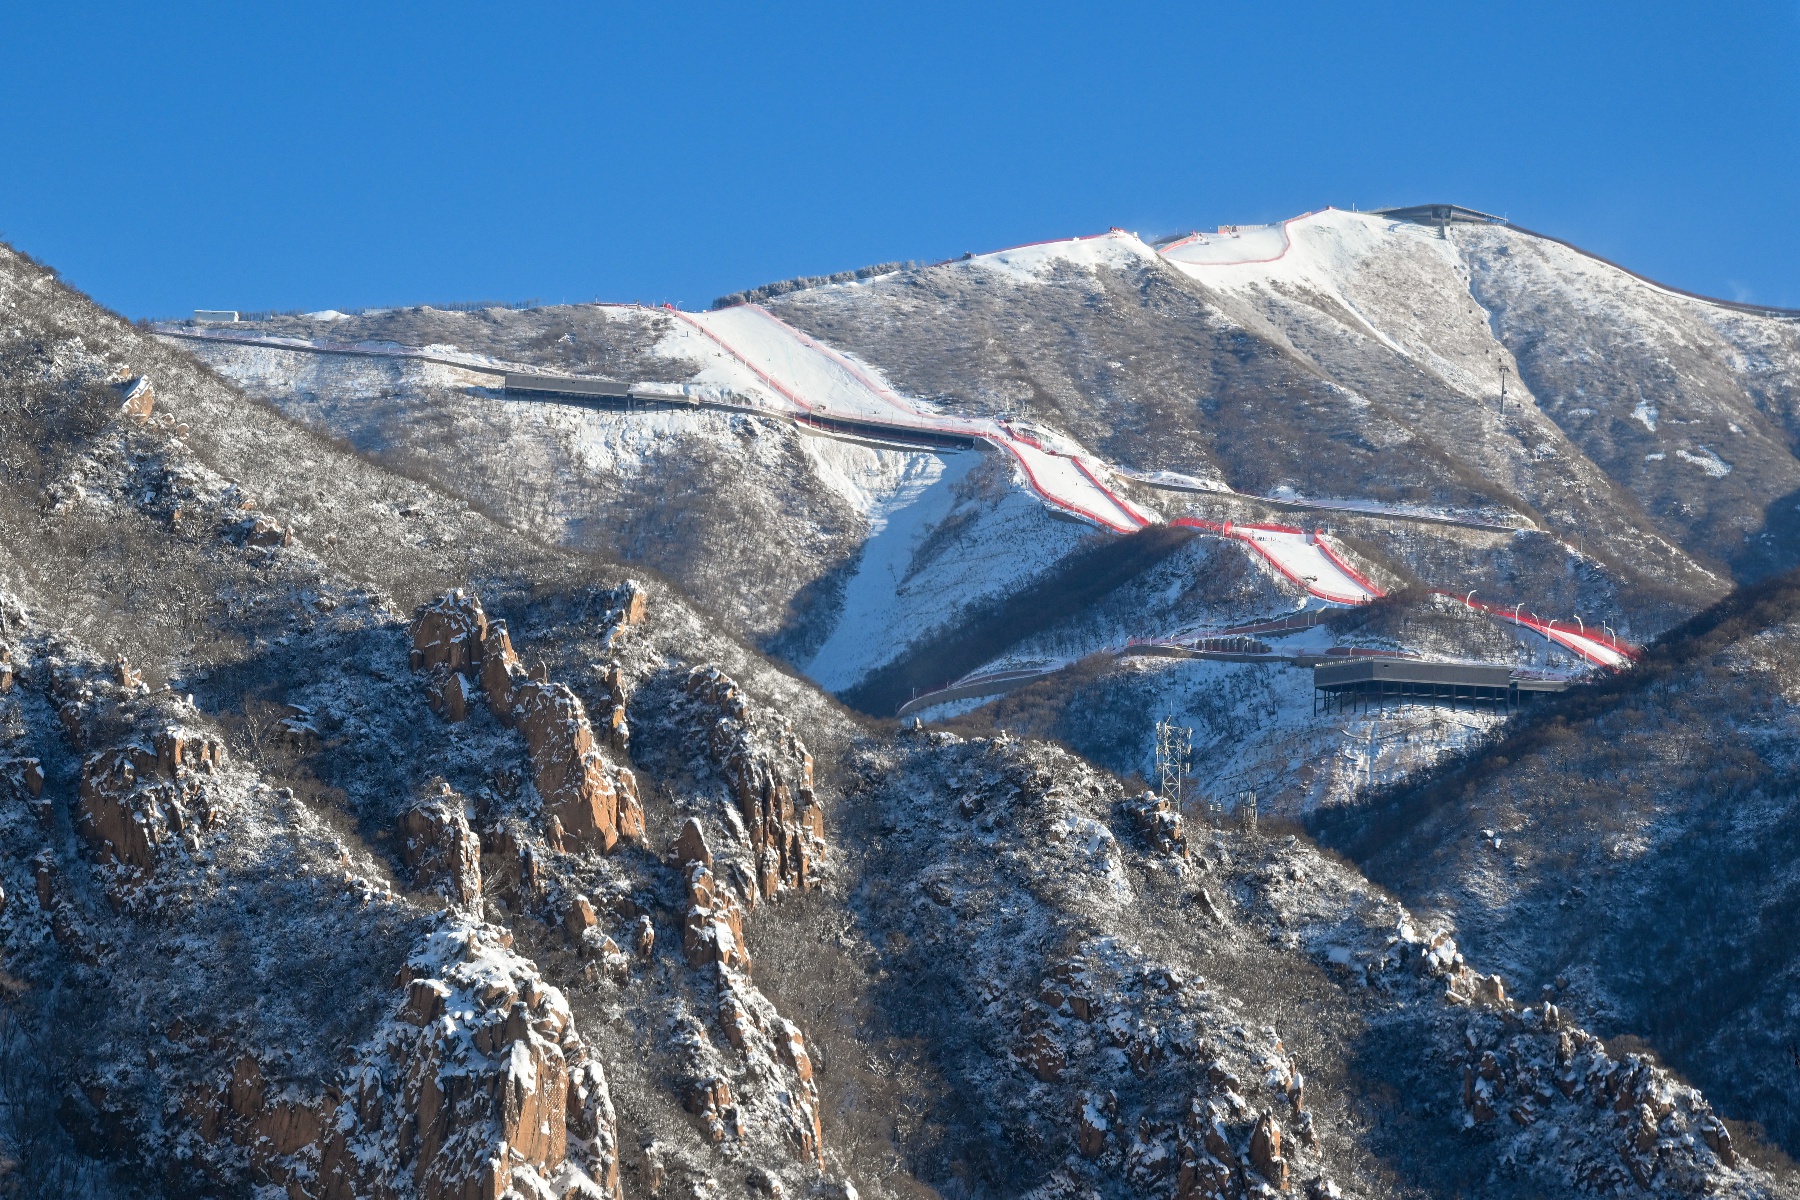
1171, 519, 1381, 605
1159, 223, 1293, 267
1449, 595, 1635, 670
157, 240, 1642, 674
668, 305, 1152, 534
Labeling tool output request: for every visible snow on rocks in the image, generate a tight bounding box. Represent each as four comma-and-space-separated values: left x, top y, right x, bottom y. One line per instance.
398, 784, 484, 910
409, 589, 646, 855
44, 655, 230, 881
681, 665, 826, 903
196, 920, 625, 1200
1250, 840, 1765, 1198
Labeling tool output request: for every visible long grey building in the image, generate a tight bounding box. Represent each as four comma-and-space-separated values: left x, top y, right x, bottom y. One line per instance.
1313, 657, 1568, 713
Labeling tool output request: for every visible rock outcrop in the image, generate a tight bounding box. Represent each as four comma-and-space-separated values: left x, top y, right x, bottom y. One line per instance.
515, 679, 643, 854
187, 922, 623, 1200
409, 591, 645, 852
685, 666, 825, 902
77, 724, 223, 875
1451, 998, 1738, 1192
683, 861, 751, 973
1249, 1111, 1289, 1190
596, 580, 648, 652
597, 663, 630, 753
1124, 791, 1188, 857
398, 786, 483, 909
411, 589, 489, 723
116, 375, 155, 419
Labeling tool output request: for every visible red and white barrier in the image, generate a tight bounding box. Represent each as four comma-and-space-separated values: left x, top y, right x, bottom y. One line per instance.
669, 304, 1153, 534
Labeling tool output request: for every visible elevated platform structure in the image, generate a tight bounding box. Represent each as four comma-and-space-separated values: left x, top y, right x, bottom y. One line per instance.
1313, 657, 1568, 714
1371, 203, 1507, 226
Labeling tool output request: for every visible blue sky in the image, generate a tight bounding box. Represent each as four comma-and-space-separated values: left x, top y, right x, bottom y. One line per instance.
2, 2, 1797, 317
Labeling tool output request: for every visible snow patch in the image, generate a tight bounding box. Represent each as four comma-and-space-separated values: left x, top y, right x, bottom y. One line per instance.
1676, 446, 1732, 477
795, 434, 951, 524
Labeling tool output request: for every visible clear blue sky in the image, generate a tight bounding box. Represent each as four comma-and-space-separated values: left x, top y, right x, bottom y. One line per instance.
3, 2, 1797, 317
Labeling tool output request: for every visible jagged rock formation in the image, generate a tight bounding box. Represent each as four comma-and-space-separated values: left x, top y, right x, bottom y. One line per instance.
683, 666, 825, 902
185, 921, 622, 1200
76, 723, 224, 875
682, 860, 751, 973
41, 655, 232, 880
413, 589, 490, 723
410, 590, 645, 854
399, 785, 484, 909
117, 374, 156, 419
1448, 989, 1741, 1192
1124, 791, 1189, 858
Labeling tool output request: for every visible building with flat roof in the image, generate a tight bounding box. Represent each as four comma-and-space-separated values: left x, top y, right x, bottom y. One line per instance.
1313, 657, 1568, 714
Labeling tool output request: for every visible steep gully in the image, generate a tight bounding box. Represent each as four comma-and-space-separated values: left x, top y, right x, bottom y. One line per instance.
153, 233, 1638, 704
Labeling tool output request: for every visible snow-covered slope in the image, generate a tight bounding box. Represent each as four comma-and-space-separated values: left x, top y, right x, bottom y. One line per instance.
10, 208, 1800, 1196
169, 207, 1800, 745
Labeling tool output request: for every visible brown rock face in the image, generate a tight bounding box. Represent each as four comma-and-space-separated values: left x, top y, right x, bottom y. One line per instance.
1125, 792, 1188, 857
632, 915, 655, 961
244, 516, 292, 548
479, 619, 524, 721
4, 756, 43, 799
599, 664, 631, 752
423, 668, 475, 723
515, 680, 639, 854
77, 725, 222, 874
674, 818, 713, 871
412, 591, 644, 854
682, 862, 751, 973
704, 970, 825, 1168
1020, 1029, 1066, 1082
411, 590, 488, 677
397, 788, 483, 908
1077, 1092, 1115, 1158
613, 765, 645, 845
1250, 1111, 1288, 1190
199, 924, 623, 1200
1702, 1116, 1738, 1167
412, 592, 491, 725
619, 583, 647, 627
33, 853, 54, 909
564, 894, 599, 939
1176, 1109, 1239, 1200
118, 376, 155, 418
686, 666, 826, 902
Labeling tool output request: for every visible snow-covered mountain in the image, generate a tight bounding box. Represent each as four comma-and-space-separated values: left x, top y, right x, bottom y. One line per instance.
171, 206, 1800, 800
5, 206, 1800, 1197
